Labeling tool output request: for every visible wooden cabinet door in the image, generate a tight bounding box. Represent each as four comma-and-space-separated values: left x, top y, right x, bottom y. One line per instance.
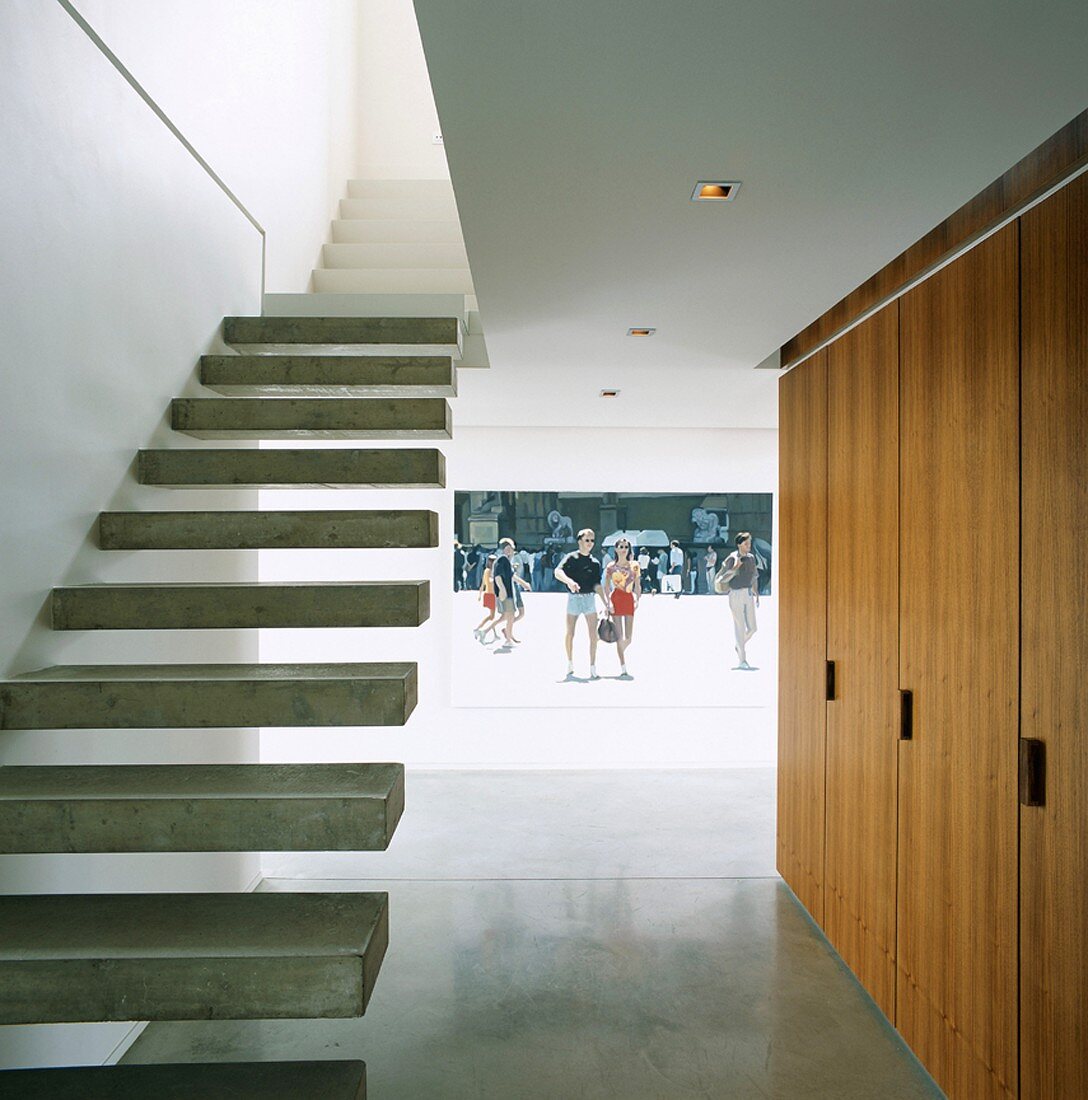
777, 348, 828, 922
825, 302, 900, 1020
1020, 171, 1088, 1099
898, 224, 1020, 1098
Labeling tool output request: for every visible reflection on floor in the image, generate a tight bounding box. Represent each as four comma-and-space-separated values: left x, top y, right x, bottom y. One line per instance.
123, 770, 942, 1099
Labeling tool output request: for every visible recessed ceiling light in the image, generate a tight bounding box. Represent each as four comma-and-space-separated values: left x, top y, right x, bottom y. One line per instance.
691, 180, 741, 202
600, 389, 621, 398
627, 327, 656, 337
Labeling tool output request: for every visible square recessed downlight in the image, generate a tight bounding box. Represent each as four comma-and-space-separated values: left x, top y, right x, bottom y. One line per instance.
627, 327, 656, 337
691, 180, 741, 202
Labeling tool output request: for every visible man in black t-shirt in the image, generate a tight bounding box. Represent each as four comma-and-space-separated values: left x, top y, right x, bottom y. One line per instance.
554, 528, 609, 679
492, 537, 530, 646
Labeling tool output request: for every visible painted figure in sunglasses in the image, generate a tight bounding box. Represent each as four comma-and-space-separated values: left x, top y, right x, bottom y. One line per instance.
555, 527, 611, 680
604, 538, 641, 679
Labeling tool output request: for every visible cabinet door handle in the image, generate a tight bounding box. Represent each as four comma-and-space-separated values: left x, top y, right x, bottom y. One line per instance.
1019, 739, 1046, 806
900, 690, 913, 741
826, 660, 836, 702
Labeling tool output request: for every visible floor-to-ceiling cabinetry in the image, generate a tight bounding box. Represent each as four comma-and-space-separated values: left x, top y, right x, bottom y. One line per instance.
1019, 170, 1088, 1100
777, 351, 828, 924
897, 224, 1020, 1098
777, 175, 1086, 1099
824, 302, 900, 1023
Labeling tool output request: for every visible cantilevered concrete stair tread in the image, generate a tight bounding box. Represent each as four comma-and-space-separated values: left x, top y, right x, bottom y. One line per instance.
171, 396, 451, 439
0, 891, 387, 1023
51, 581, 430, 630
200, 354, 456, 396
0, 663, 417, 729
223, 315, 462, 357
0, 762, 404, 853
99, 509, 439, 550
0, 1060, 367, 1100
138, 447, 445, 488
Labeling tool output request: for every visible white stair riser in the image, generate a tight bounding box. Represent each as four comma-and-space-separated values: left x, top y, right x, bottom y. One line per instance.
340, 193, 459, 220
322, 242, 469, 270
331, 219, 463, 244
313, 268, 474, 295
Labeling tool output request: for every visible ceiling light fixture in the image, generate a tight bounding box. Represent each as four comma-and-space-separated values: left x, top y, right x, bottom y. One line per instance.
626, 327, 656, 337
691, 180, 741, 202
600, 389, 621, 398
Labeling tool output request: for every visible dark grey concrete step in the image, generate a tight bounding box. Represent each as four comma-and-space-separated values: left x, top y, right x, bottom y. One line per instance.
0, 1060, 366, 1100
0, 763, 404, 853
51, 581, 429, 630
137, 447, 445, 488
224, 315, 461, 356
99, 509, 439, 549
201, 353, 456, 396
171, 397, 451, 440
0, 891, 387, 1023
0, 663, 417, 729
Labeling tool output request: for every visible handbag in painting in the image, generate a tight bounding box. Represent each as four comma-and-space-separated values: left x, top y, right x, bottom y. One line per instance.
597, 616, 617, 643
714, 558, 740, 593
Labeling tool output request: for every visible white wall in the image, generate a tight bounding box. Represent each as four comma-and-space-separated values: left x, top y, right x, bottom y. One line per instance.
75, 0, 363, 291
259, 426, 778, 770
0, 0, 265, 1068
357, 0, 449, 178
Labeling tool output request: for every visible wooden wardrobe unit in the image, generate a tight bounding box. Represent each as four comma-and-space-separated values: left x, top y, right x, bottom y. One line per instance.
777, 168, 1087, 1098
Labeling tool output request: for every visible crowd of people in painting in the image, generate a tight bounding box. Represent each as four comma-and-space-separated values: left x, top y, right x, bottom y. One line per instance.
454, 539, 766, 598
456, 529, 763, 681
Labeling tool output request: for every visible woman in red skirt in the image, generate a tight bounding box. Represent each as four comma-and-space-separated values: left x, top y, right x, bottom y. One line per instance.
472, 554, 499, 644
604, 538, 641, 679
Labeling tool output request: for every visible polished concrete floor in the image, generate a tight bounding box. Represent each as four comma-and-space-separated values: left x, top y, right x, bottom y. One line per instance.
124, 770, 943, 1098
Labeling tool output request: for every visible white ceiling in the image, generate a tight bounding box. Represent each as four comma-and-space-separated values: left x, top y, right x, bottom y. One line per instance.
414, 1, 1088, 429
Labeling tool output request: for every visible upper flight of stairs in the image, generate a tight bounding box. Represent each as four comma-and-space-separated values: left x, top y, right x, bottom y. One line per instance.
313, 178, 487, 318
0, 308, 456, 1066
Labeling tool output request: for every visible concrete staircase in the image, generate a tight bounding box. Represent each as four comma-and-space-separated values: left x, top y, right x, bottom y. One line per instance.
0, 311, 457, 1089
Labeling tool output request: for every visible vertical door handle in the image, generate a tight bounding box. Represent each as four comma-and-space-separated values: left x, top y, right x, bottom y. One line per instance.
900, 689, 913, 740
1019, 739, 1046, 806
826, 660, 836, 702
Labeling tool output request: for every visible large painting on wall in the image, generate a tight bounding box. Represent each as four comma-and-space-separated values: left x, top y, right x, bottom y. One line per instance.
452, 490, 774, 708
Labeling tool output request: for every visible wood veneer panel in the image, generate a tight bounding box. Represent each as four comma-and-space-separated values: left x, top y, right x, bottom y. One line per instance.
782, 109, 1088, 368
897, 225, 1019, 1099
776, 350, 828, 923
824, 303, 899, 1020
1019, 170, 1088, 1100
